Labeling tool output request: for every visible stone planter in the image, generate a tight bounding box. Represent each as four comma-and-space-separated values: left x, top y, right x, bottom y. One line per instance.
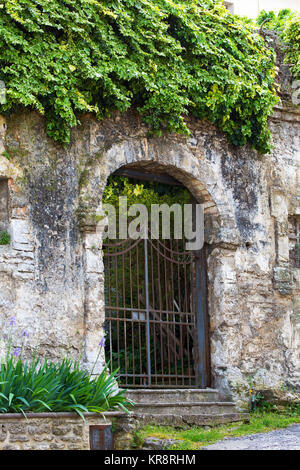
0, 411, 126, 450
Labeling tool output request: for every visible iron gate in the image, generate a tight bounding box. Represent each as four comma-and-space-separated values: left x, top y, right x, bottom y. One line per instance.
103, 234, 208, 388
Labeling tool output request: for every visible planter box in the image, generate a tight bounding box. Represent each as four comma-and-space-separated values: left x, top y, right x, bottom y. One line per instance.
0, 412, 125, 450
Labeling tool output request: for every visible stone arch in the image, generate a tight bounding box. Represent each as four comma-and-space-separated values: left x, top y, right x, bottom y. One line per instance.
79, 138, 240, 246
80, 136, 241, 376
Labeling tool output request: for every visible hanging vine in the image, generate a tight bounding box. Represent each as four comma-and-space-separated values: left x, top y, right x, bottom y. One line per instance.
0, 0, 280, 153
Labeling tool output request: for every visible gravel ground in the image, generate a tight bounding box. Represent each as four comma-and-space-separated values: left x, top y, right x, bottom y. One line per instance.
202, 424, 300, 450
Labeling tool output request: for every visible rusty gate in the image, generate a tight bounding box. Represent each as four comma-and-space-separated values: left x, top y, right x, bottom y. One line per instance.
103, 232, 209, 388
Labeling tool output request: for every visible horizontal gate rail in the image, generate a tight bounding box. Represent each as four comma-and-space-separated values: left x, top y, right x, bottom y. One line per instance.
106, 306, 195, 316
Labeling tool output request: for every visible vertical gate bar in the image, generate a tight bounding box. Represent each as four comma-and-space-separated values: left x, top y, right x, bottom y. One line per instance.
144, 238, 151, 387
190, 258, 194, 385
150, 240, 158, 385
190, 257, 195, 385
109, 318, 113, 374
164, 245, 171, 385
176, 240, 182, 312
184, 261, 192, 385
122, 252, 127, 381
115, 247, 120, 374
107, 249, 111, 306
129, 249, 135, 386
108, 256, 113, 372
170, 237, 178, 385
177, 239, 184, 386
157, 240, 164, 386
183, 261, 188, 313
136, 243, 142, 385
180, 319, 184, 386
183, 260, 187, 385
163, 244, 169, 312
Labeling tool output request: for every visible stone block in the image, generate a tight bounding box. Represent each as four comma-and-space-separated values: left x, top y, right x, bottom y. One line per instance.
12, 243, 34, 252
10, 435, 30, 442
72, 425, 84, 436
59, 435, 82, 443
49, 443, 66, 450
277, 236, 290, 264
8, 423, 28, 434
274, 266, 293, 283
85, 249, 104, 273
17, 262, 35, 273
11, 219, 30, 244
2, 444, 19, 450
270, 188, 288, 221
28, 424, 52, 435
13, 272, 34, 280
52, 425, 72, 436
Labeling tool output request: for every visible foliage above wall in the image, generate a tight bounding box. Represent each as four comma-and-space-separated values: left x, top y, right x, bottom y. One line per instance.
256, 9, 300, 79
0, 0, 279, 152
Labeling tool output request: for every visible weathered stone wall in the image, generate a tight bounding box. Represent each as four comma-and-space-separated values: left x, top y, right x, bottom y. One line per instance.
0, 412, 118, 450
0, 101, 299, 403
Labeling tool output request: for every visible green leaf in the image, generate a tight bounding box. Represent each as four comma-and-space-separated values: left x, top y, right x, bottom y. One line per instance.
0, 0, 282, 153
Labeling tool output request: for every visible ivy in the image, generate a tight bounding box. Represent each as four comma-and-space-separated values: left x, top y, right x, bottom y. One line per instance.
282, 14, 300, 79
0, 0, 279, 153
257, 9, 300, 79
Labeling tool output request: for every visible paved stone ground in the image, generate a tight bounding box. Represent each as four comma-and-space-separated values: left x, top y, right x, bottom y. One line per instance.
202, 424, 300, 450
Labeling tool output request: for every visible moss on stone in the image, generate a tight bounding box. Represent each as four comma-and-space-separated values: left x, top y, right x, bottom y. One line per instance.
0, 231, 11, 245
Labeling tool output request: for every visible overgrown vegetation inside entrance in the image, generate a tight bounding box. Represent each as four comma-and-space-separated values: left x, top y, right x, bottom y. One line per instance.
102, 176, 190, 213
0, 0, 281, 153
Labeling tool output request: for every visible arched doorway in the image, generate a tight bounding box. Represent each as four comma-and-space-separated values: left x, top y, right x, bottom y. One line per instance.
102, 166, 210, 388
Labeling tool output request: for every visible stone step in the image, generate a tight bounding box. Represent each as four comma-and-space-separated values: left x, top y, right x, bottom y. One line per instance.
131, 412, 249, 428
123, 389, 247, 427
130, 401, 236, 416
125, 388, 220, 404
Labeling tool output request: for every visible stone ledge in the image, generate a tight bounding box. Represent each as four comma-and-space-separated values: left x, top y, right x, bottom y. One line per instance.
0, 411, 127, 420
127, 412, 249, 428
271, 106, 300, 123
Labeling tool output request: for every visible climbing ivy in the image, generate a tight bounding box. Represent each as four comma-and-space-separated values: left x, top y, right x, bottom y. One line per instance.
282, 14, 300, 79
257, 9, 300, 79
0, 0, 279, 152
